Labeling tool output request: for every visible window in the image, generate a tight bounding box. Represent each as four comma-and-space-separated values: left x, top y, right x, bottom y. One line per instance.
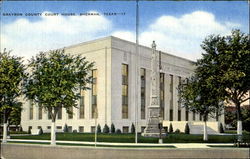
193, 111, 196, 121
160, 73, 165, 119
92, 69, 98, 118
68, 106, 73, 119
68, 126, 72, 132
123, 126, 129, 133
79, 95, 84, 119
57, 107, 62, 120
178, 110, 181, 121
170, 109, 173, 121
91, 126, 96, 133
169, 75, 173, 109
29, 100, 33, 120
37, 126, 41, 129
79, 126, 84, 133
141, 68, 146, 119
47, 126, 51, 129
122, 64, 128, 119
38, 106, 42, 120
185, 109, 189, 121
56, 126, 62, 129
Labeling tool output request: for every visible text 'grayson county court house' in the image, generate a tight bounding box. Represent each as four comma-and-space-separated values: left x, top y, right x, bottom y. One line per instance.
21, 36, 225, 134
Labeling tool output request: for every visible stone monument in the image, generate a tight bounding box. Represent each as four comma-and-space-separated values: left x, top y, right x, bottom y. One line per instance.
142, 41, 163, 137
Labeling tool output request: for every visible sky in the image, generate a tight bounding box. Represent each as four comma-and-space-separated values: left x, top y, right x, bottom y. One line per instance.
1, 1, 249, 61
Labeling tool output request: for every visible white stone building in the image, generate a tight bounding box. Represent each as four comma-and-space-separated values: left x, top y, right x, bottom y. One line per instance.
21, 36, 224, 134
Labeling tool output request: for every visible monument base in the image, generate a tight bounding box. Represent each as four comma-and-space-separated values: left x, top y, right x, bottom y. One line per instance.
141, 132, 166, 138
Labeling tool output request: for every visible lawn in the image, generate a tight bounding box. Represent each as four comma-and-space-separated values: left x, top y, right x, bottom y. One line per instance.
10, 132, 245, 143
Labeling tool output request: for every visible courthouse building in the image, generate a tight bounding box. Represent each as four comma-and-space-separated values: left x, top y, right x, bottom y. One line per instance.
21, 36, 224, 134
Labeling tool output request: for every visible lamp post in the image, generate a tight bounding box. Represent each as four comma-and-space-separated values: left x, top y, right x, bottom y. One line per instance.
158, 117, 163, 144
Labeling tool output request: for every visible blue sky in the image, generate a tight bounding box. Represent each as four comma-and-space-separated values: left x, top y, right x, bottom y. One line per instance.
1, 1, 249, 61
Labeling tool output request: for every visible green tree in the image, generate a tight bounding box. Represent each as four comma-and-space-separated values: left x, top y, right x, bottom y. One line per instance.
24, 50, 94, 145
103, 124, 110, 133
131, 123, 135, 134
184, 123, 190, 134
169, 123, 173, 133
97, 124, 101, 133
111, 123, 115, 133
9, 104, 22, 130
199, 30, 250, 135
0, 49, 26, 143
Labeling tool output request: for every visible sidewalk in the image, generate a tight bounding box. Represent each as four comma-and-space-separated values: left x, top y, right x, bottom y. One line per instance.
6, 139, 235, 148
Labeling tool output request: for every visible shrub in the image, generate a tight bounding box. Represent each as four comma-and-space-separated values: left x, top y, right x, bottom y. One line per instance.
175, 129, 180, 134
111, 123, 115, 133
131, 123, 135, 133
63, 124, 68, 133
73, 129, 77, 133
28, 127, 31, 134
103, 124, 110, 133
184, 123, 190, 134
38, 128, 43, 135
19, 127, 23, 132
116, 129, 122, 134
164, 126, 168, 133
169, 123, 173, 133
219, 123, 224, 133
97, 124, 101, 133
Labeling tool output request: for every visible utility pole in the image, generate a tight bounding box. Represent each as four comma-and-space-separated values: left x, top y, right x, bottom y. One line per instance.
135, 0, 139, 144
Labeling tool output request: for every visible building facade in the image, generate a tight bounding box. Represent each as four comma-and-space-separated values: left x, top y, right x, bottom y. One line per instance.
21, 36, 224, 134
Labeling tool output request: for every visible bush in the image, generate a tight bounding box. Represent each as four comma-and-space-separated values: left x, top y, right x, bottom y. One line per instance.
219, 123, 224, 133
131, 123, 135, 133
169, 123, 173, 133
111, 123, 115, 133
97, 124, 101, 133
38, 128, 43, 135
175, 129, 180, 134
164, 126, 168, 133
116, 129, 122, 134
184, 123, 190, 134
103, 124, 110, 133
73, 129, 77, 133
19, 127, 23, 132
28, 127, 31, 134
63, 124, 68, 133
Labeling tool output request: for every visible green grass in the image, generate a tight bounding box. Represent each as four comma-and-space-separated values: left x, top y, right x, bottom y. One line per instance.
10, 133, 243, 143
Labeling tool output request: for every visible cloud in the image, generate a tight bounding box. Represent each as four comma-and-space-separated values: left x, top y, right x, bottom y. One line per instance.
1, 10, 242, 61
139, 11, 241, 60
1, 11, 112, 60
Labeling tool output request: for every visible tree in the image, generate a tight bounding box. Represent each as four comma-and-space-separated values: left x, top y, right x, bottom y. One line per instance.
178, 76, 222, 141
24, 50, 94, 145
199, 30, 250, 135
131, 123, 135, 133
169, 123, 173, 133
103, 124, 110, 133
97, 124, 101, 133
9, 105, 22, 130
184, 123, 190, 134
0, 49, 26, 143
111, 123, 115, 133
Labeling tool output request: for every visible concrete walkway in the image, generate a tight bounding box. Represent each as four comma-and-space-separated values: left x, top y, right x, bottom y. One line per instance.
7, 139, 235, 148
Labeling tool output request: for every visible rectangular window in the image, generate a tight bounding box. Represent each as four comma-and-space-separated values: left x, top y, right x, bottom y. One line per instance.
91, 126, 96, 133
170, 75, 173, 109
79, 95, 84, 119
178, 76, 182, 109
185, 109, 189, 121
79, 126, 84, 133
68, 106, 73, 119
178, 110, 181, 121
123, 126, 129, 133
37, 126, 41, 129
47, 126, 51, 129
68, 126, 72, 133
122, 64, 128, 119
56, 126, 62, 129
57, 107, 62, 120
92, 69, 98, 118
38, 106, 42, 120
160, 73, 165, 119
193, 111, 196, 121
29, 100, 33, 120
141, 68, 146, 119
170, 109, 173, 121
